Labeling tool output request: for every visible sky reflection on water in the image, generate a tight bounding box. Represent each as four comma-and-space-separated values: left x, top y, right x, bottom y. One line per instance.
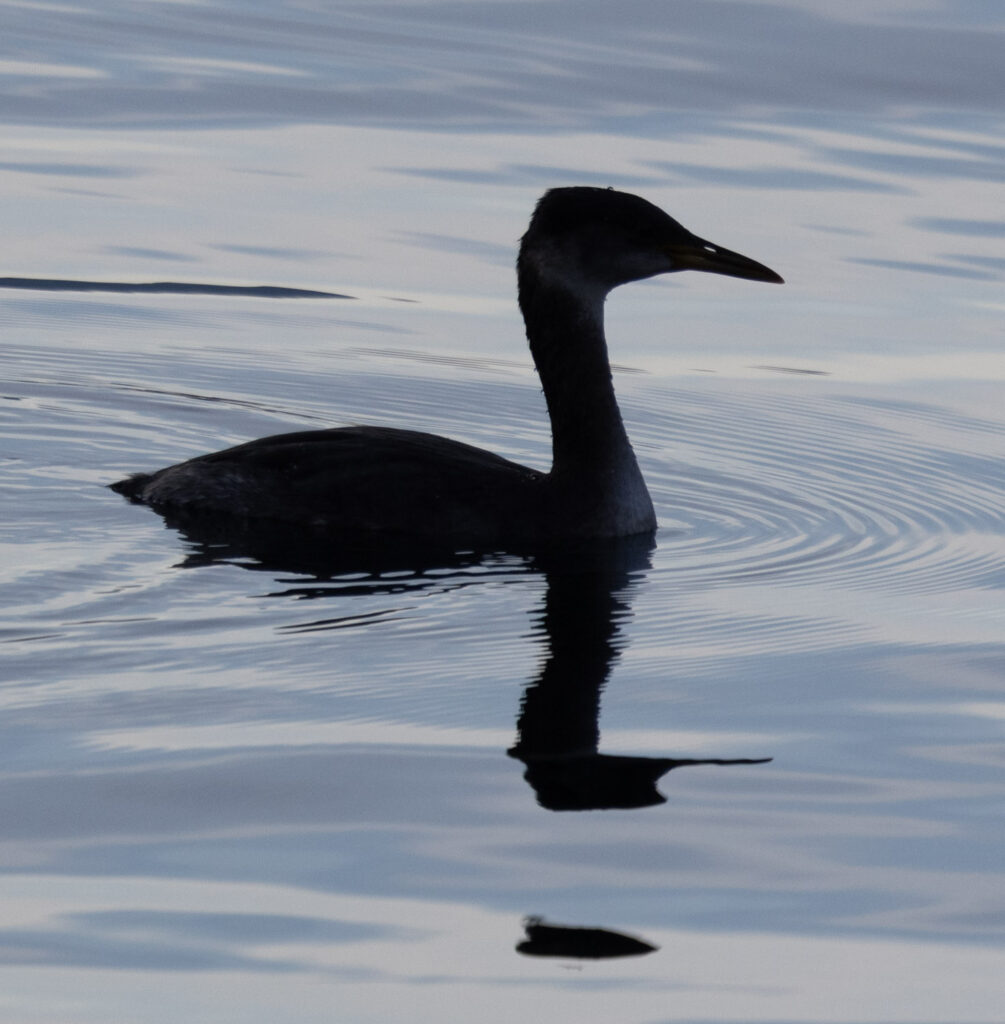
3, 0, 1004, 128
2, 1, 1005, 1022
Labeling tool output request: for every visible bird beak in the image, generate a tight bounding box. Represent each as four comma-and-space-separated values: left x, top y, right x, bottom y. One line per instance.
667, 235, 784, 284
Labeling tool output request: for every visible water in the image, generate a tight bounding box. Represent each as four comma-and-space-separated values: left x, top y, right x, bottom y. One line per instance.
2, 2, 1005, 1021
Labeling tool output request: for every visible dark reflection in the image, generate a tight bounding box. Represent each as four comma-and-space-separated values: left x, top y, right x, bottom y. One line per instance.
0, 277, 348, 299
517, 916, 657, 960
164, 513, 504, 583
511, 540, 771, 811
166, 520, 771, 811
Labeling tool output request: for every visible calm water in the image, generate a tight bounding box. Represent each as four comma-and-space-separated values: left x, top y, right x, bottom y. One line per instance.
2, 2, 1005, 1022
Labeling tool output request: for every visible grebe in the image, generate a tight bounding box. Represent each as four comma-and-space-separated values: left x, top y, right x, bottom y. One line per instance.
111, 188, 782, 543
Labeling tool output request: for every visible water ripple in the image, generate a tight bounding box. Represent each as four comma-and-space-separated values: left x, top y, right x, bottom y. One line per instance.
636, 385, 1005, 594
7, 349, 1005, 642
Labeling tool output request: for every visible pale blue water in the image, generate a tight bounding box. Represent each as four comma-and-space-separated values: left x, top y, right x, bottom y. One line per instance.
2, 2, 1005, 1022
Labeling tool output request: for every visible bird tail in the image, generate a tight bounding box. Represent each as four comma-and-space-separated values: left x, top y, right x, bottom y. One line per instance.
108, 473, 153, 500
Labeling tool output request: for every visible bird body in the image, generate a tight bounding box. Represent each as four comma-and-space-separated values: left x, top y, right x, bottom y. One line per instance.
112, 188, 782, 544
120, 426, 544, 540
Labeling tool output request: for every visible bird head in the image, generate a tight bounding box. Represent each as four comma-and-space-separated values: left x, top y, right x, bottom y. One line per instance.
520, 187, 783, 293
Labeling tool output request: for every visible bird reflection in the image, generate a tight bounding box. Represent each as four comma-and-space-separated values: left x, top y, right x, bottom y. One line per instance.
517, 916, 657, 960
156, 511, 493, 579
156, 507, 772, 975
511, 538, 771, 810
168, 521, 771, 811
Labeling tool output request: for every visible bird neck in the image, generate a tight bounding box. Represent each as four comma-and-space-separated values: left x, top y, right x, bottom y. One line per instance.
518, 261, 655, 534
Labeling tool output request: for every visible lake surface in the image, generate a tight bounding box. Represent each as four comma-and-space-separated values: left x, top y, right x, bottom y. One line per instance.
2, 2, 1005, 1021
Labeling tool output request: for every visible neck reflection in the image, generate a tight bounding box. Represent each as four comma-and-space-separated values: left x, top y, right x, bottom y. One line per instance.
511, 538, 771, 811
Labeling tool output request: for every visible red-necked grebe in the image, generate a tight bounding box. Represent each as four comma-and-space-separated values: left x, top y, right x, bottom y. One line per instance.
111, 187, 782, 543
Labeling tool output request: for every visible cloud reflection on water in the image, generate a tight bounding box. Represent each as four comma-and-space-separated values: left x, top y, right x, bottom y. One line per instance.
3, 1, 1005, 1020
1, 0, 1003, 131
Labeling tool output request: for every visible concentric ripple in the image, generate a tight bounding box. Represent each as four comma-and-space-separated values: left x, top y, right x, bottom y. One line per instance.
7, 337, 1005, 624
630, 383, 1005, 594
